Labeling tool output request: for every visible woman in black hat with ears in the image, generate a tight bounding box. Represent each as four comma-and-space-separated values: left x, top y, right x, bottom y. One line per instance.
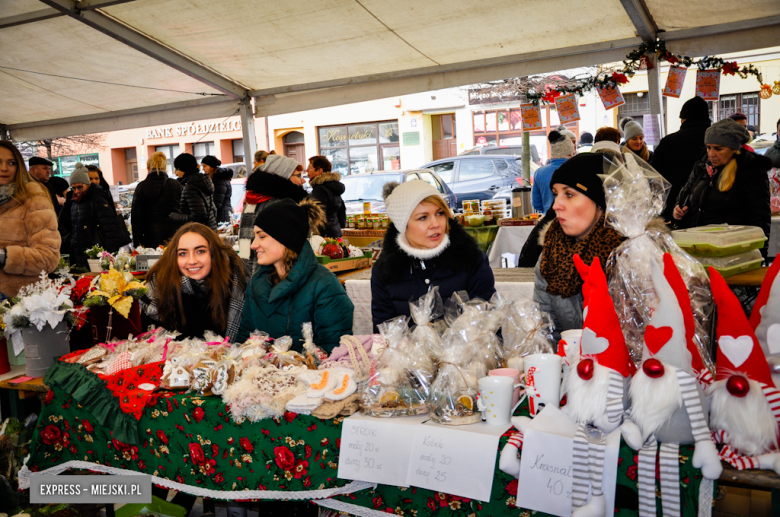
533, 153, 624, 340
201, 155, 233, 224
235, 198, 353, 351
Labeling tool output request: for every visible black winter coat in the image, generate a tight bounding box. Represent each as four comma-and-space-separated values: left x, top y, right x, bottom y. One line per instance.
131, 171, 183, 248
651, 118, 711, 222
371, 221, 496, 332
61, 185, 130, 266
170, 171, 218, 231
211, 167, 233, 224
676, 151, 772, 239
309, 172, 346, 238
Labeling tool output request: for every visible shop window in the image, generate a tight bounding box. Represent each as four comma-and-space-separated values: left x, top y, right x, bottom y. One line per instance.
190, 141, 215, 161
718, 93, 760, 127
618, 93, 667, 131
155, 144, 180, 177
232, 139, 244, 163
319, 120, 399, 175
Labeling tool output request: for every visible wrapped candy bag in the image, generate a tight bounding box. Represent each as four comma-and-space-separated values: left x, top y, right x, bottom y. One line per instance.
409, 288, 444, 359
600, 152, 713, 369
430, 328, 484, 425
361, 317, 431, 417
211, 357, 238, 396
301, 322, 328, 369
266, 336, 306, 370
502, 298, 555, 369
444, 293, 505, 371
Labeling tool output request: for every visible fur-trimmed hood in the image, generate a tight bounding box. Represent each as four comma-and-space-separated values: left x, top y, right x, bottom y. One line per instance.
309, 172, 342, 186
374, 220, 483, 285
246, 170, 307, 202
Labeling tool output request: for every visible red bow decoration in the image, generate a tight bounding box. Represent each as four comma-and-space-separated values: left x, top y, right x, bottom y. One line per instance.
611, 72, 629, 84
542, 86, 563, 103
722, 62, 739, 76
666, 54, 679, 65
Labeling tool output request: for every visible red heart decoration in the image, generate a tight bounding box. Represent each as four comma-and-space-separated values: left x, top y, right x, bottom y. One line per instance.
644, 325, 674, 355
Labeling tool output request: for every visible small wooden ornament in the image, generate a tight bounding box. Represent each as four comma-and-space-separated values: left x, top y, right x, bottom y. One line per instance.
760, 85, 773, 99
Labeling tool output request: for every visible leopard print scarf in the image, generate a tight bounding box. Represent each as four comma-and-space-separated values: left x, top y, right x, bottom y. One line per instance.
539, 215, 624, 298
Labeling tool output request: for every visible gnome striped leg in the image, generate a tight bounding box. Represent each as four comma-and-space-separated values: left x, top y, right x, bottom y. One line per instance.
637, 436, 658, 517
659, 442, 681, 516
677, 371, 711, 442
572, 423, 591, 507
587, 430, 607, 498
605, 370, 625, 424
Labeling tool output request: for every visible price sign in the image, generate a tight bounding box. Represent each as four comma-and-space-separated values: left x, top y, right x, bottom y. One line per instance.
406, 421, 510, 501
516, 407, 620, 517
337, 413, 426, 487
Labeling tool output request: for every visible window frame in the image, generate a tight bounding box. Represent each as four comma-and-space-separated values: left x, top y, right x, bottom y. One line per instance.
318, 120, 400, 176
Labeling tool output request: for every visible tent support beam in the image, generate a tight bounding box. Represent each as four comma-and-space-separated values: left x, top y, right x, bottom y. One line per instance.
619, 0, 657, 41
646, 53, 666, 138
0, 0, 136, 29
238, 98, 257, 171
38, 0, 248, 99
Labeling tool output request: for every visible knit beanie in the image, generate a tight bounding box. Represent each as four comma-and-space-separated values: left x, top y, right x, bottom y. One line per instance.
173, 153, 199, 175
68, 162, 90, 186
253, 198, 310, 254
556, 126, 577, 142
705, 118, 750, 150
260, 154, 299, 180
619, 117, 644, 141
383, 180, 444, 234
579, 132, 594, 145
549, 153, 607, 210
549, 130, 576, 159
679, 96, 710, 121
201, 155, 221, 168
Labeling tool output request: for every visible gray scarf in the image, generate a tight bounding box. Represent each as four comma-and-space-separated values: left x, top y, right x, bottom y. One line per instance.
0, 184, 14, 207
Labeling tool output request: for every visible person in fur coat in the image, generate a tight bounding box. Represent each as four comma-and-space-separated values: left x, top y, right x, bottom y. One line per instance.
0, 141, 60, 298
370, 180, 495, 332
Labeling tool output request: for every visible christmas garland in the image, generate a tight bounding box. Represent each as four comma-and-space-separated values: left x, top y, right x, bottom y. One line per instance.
526, 40, 764, 105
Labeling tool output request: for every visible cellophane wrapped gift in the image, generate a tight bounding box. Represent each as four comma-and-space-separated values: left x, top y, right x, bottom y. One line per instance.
430, 327, 484, 425
502, 298, 555, 368
409, 287, 444, 359
601, 152, 714, 370
232, 331, 270, 373
361, 317, 431, 417
301, 322, 328, 369
266, 336, 306, 370
442, 292, 505, 371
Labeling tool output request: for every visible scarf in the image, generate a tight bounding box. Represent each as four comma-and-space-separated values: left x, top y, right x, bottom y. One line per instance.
0, 184, 14, 207
246, 191, 273, 205
539, 215, 624, 298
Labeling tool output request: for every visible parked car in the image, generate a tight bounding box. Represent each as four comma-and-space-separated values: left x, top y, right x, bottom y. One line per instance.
222, 162, 248, 179
420, 155, 525, 203
341, 169, 456, 214
460, 145, 541, 164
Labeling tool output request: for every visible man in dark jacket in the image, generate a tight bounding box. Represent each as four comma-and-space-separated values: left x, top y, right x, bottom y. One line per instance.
651, 96, 712, 222
131, 166, 183, 248
60, 163, 130, 266
170, 154, 217, 231
29, 157, 69, 216
201, 155, 233, 224
306, 156, 346, 238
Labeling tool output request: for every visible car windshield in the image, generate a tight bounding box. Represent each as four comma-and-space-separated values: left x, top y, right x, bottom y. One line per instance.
342, 174, 403, 201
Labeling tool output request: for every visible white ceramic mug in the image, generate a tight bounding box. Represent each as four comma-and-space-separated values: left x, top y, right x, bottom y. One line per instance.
478, 376, 524, 426
489, 368, 522, 406
523, 354, 562, 417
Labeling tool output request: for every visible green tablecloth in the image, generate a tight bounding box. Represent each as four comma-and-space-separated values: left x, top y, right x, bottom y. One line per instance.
463, 226, 500, 254
24, 366, 708, 514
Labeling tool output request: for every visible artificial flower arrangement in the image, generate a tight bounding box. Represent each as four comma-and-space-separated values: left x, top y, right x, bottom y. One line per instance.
84, 245, 104, 261
97, 250, 137, 272
83, 268, 146, 319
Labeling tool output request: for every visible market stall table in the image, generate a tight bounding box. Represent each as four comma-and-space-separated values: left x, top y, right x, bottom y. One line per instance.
345, 268, 536, 334
487, 225, 536, 268
0, 366, 45, 420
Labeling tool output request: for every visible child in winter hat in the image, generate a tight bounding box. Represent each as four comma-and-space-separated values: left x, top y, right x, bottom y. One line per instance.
68, 162, 90, 185
259, 154, 299, 180
382, 180, 447, 235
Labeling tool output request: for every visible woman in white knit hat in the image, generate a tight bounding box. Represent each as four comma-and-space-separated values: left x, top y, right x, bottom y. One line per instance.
370, 180, 495, 331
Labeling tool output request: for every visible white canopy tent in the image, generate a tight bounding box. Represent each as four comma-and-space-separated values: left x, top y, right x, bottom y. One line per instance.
2, 0, 780, 162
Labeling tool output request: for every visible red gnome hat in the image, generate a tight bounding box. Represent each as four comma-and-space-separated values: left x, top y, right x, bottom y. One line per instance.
710, 267, 774, 386
749, 253, 780, 330
663, 254, 707, 375
580, 257, 635, 377
573, 254, 591, 312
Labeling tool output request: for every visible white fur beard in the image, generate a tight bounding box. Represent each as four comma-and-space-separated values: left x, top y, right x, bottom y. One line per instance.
629, 363, 682, 441
565, 359, 610, 424
708, 378, 779, 457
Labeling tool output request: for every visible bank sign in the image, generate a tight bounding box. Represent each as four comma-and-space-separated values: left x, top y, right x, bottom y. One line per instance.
145, 120, 242, 139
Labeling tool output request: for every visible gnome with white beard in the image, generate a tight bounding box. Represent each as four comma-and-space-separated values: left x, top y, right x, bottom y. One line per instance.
565, 256, 635, 517
622, 256, 721, 517
750, 258, 780, 388
708, 267, 780, 474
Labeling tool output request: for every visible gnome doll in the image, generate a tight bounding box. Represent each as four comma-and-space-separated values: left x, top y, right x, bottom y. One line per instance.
564, 256, 634, 517
623, 257, 721, 517
708, 267, 780, 474
750, 258, 780, 388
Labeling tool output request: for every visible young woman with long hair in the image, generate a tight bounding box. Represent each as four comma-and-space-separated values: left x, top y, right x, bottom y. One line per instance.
0, 140, 60, 297
141, 222, 246, 341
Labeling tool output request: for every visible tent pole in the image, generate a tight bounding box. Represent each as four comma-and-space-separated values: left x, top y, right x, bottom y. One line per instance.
239, 98, 257, 172
647, 52, 666, 138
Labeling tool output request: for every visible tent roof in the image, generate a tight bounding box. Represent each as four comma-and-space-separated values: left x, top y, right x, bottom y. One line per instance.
2, 0, 779, 140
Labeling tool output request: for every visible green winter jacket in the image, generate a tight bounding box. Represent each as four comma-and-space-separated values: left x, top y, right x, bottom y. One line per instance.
235, 241, 354, 351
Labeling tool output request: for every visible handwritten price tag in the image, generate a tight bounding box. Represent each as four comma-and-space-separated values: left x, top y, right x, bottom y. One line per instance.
516, 407, 620, 517
336, 413, 426, 486
406, 421, 511, 502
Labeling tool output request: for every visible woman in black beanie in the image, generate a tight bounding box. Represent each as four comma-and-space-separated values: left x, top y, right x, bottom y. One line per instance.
235, 198, 354, 351
533, 153, 625, 340
169, 153, 218, 231
201, 155, 233, 224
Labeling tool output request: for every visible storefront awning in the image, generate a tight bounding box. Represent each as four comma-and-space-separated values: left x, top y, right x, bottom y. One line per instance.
2, 0, 780, 142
